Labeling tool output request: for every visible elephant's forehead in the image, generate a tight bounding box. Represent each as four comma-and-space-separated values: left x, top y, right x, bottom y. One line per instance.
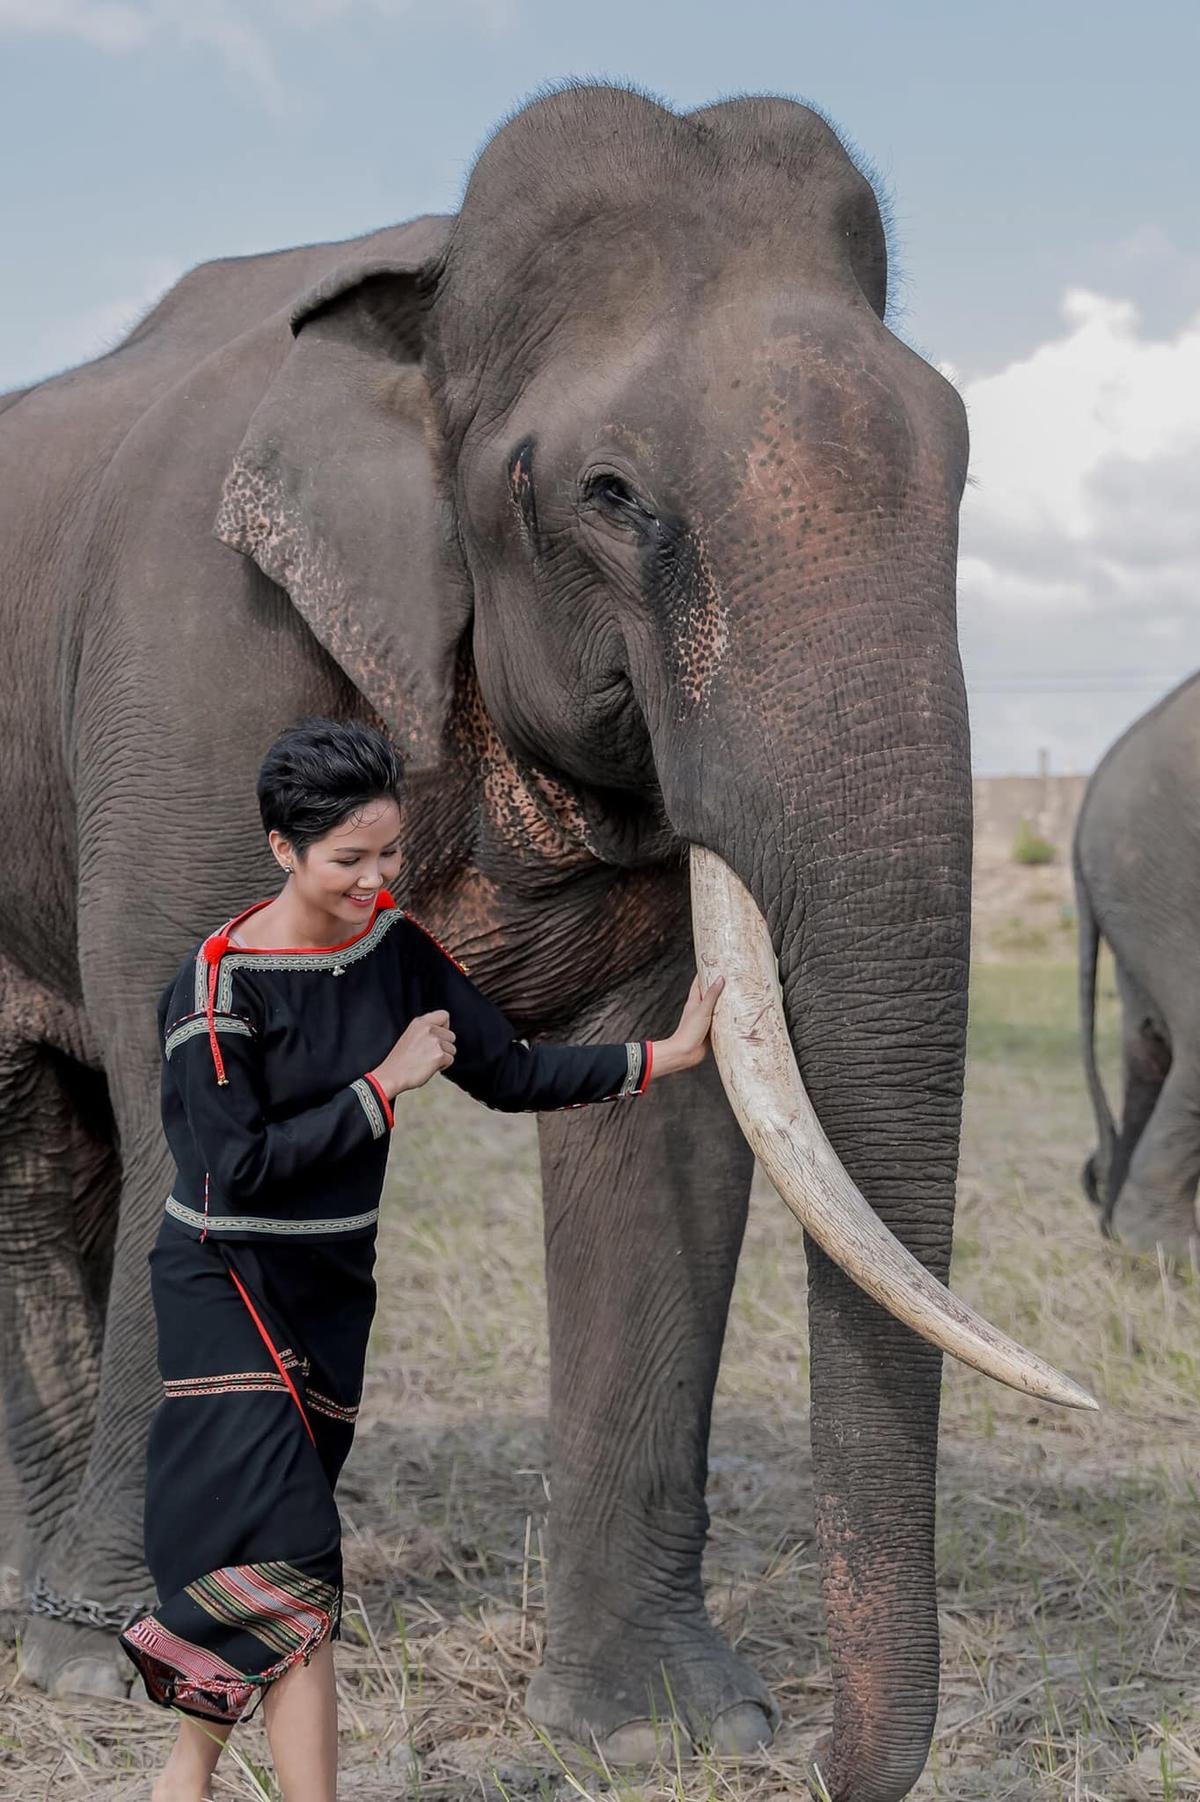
485, 293, 882, 435
447, 224, 874, 417
455, 287, 964, 564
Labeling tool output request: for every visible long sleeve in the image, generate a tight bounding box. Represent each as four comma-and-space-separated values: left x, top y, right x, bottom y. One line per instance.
409, 922, 651, 1112
163, 1005, 391, 1206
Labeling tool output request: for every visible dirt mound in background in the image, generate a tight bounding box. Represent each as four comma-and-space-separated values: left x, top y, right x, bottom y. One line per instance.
972, 846, 1077, 962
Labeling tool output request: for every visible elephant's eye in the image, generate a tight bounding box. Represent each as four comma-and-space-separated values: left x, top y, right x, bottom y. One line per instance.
579, 469, 658, 535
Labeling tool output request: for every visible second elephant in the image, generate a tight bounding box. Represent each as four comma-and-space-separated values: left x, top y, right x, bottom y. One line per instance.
1077, 671, 1200, 1257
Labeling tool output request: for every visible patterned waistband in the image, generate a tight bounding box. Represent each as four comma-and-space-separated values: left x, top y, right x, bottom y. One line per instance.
164, 1196, 380, 1237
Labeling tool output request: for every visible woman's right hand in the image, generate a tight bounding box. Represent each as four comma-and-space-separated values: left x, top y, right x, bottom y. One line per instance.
370, 1010, 456, 1099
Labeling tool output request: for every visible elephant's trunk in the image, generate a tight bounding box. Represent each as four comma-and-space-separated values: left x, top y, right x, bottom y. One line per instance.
621, 303, 1085, 1794
675, 622, 974, 1797
689, 847, 1093, 1409
653, 516, 1076, 1793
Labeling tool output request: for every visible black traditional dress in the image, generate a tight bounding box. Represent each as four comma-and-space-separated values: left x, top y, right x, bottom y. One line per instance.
120, 890, 650, 1720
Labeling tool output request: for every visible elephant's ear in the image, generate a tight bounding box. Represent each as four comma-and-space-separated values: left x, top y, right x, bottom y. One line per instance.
214, 216, 468, 768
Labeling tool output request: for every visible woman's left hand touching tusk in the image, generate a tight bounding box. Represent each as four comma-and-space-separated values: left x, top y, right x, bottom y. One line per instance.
647, 973, 725, 1079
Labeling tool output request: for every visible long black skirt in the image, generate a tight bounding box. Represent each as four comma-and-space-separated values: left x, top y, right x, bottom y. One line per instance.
120, 1216, 376, 1721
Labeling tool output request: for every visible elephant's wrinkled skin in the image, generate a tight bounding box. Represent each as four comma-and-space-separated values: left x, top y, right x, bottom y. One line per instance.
0, 88, 971, 1801
1077, 672, 1200, 1261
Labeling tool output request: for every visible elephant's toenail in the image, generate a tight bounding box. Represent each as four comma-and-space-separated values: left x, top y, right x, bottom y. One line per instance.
600, 1718, 695, 1765
706, 1701, 776, 1755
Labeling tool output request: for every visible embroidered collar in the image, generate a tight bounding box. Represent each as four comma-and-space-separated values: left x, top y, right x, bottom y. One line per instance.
216, 888, 397, 958
193, 892, 403, 1017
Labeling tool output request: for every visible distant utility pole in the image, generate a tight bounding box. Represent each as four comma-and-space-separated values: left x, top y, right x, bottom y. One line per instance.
1037, 747, 1049, 780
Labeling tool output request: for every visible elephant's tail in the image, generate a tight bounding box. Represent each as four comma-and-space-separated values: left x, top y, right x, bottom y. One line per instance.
1075, 848, 1115, 1206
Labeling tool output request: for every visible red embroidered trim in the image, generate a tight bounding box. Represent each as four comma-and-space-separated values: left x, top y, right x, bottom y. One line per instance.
363, 1071, 394, 1129
402, 911, 470, 975
217, 890, 396, 956
227, 1269, 316, 1446
121, 1616, 253, 1715
638, 1039, 654, 1093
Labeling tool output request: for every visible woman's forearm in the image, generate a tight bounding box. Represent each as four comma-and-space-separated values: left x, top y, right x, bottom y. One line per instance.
645, 1035, 702, 1080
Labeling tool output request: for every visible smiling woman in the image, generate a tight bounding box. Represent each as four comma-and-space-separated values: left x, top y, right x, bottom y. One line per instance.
242, 720, 408, 943
118, 716, 721, 1802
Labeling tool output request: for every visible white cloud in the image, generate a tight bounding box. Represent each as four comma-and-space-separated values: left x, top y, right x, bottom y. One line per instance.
957, 289, 1200, 774
0, 0, 516, 114
0, 2, 150, 51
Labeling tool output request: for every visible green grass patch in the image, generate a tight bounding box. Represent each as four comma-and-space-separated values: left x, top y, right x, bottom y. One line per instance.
968, 957, 1120, 1080
1012, 819, 1058, 866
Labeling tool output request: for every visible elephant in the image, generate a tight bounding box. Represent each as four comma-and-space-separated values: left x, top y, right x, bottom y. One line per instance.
0, 84, 1087, 1802
1077, 671, 1200, 1260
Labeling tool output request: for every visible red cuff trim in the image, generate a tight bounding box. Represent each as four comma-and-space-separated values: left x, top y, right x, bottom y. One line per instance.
364, 1071, 394, 1130
638, 1040, 653, 1094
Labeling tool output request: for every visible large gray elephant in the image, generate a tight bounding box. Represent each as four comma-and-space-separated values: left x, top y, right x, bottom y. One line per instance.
0, 86, 1083, 1802
1077, 671, 1200, 1258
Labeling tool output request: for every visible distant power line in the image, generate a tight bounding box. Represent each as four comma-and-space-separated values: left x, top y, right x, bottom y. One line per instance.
967, 673, 1184, 695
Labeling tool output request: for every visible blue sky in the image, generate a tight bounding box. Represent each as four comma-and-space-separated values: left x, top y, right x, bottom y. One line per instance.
3, 0, 1198, 772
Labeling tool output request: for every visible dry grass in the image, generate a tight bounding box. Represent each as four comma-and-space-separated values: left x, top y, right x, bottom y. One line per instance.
3, 949, 1199, 1800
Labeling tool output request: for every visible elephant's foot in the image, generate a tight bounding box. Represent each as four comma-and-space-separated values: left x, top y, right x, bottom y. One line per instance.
17, 1614, 133, 1700
526, 1617, 778, 1764
1109, 1187, 1200, 1266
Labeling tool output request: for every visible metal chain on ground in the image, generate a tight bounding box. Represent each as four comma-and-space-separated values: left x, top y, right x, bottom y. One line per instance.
28, 1574, 149, 1632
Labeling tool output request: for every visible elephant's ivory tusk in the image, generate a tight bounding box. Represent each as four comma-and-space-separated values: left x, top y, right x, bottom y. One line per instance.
689, 846, 1098, 1412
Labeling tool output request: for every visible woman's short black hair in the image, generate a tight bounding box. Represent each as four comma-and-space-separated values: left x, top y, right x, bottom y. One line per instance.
257, 718, 403, 857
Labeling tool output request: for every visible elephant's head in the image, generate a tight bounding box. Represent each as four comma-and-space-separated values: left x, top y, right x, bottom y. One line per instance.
216, 86, 1091, 1800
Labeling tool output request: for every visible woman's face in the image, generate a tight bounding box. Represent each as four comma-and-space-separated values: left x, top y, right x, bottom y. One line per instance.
272, 796, 403, 931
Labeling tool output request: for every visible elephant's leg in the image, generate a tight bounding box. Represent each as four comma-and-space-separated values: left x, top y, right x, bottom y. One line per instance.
1108, 1057, 1200, 1259
17, 1042, 167, 1699
526, 979, 772, 1761
1096, 993, 1171, 1229
0, 961, 117, 1619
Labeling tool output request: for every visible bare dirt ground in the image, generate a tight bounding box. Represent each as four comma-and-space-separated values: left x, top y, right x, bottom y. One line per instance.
3, 846, 1199, 1800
